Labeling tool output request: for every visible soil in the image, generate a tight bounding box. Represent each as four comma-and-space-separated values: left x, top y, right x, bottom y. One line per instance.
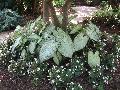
0, 60, 120, 90
0, 30, 13, 44
90, 17, 120, 35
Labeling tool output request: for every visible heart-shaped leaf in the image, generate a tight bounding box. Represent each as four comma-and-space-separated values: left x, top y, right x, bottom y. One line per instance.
53, 52, 62, 65
86, 22, 101, 41
39, 40, 58, 62
53, 28, 74, 58
11, 36, 22, 52
29, 42, 36, 54
88, 51, 100, 67
74, 33, 89, 52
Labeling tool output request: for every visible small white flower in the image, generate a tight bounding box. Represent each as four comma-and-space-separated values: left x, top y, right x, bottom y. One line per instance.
0, 50, 2, 53
72, 88, 74, 90
61, 66, 63, 68
66, 74, 68, 76
51, 80, 55, 83
56, 70, 60, 73
71, 82, 74, 84
35, 27, 38, 30
76, 60, 79, 63
37, 67, 40, 71
57, 75, 60, 78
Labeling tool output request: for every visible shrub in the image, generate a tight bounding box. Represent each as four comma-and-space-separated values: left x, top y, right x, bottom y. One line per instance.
0, 9, 22, 32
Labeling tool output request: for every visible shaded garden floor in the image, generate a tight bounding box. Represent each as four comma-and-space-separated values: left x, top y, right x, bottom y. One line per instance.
0, 60, 120, 90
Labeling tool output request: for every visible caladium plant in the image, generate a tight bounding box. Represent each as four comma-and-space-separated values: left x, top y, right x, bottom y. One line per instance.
10, 16, 101, 65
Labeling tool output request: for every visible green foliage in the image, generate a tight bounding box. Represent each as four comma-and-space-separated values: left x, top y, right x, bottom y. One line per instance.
74, 32, 89, 51
85, 22, 101, 41
8, 58, 48, 78
95, 4, 120, 17
53, 51, 62, 65
88, 34, 119, 89
0, 9, 22, 32
88, 66, 106, 89
0, 0, 42, 15
67, 82, 83, 90
48, 58, 84, 89
88, 51, 100, 67
85, 0, 93, 5
92, 4, 120, 27
53, 0, 65, 7
53, 28, 74, 58
83, 0, 101, 6
39, 39, 58, 62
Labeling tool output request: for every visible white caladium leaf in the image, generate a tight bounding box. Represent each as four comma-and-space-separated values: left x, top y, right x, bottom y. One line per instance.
86, 22, 101, 41
88, 51, 100, 67
39, 40, 58, 62
29, 42, 36, 54
74, 33, 89, 52
53, 52, 62, 65
70, 24, 81, 34
43, 24, 55, 39
53, 28, 74, 58
28, 33, 41, 40
21, 49, 26, 58
11, 36, 22, 52
30, 22, 36, 31
15, 25, 22, 31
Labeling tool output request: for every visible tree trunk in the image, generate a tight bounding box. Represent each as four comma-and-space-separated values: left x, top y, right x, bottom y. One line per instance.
42, 0, 72, 29
43, 0, 50, 24
48, 1, 61, 27
62, 0, 72, 30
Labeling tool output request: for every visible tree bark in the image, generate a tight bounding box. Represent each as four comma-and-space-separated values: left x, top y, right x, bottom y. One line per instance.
62, 0, 72, 30
43, 0, 50, 24
48, 1, 61, 27
42, 0, 72, 29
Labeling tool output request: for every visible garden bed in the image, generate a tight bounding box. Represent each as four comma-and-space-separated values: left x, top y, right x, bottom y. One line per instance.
0, 5, 120, 90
